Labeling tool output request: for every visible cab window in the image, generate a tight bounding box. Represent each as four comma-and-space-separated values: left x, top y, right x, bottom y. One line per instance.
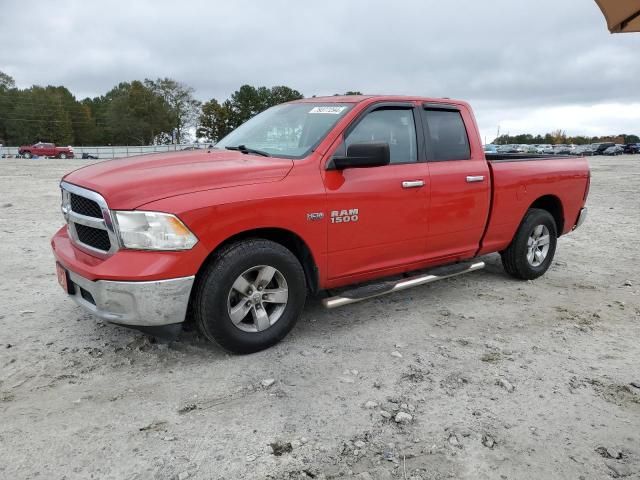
422, 109, 470, 161
344, 108, 417, 164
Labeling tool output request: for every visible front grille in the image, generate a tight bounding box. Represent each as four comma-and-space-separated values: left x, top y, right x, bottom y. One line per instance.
62, 182, 117, 257
70, 193, 102, 218
74, 223, 111, 251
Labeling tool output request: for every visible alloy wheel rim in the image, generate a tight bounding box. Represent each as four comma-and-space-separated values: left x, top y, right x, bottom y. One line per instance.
227, 265, 289, 333
527, 224, 551, 267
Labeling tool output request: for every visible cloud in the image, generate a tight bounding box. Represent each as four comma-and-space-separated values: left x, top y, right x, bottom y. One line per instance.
1, 0, 639, 138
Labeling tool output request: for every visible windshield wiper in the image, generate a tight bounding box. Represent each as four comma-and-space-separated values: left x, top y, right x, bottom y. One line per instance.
225, 145, 271, 157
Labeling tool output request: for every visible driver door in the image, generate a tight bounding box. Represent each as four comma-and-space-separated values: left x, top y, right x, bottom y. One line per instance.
322, 104, 429, 281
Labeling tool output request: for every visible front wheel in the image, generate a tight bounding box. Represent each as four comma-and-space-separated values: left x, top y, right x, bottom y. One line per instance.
501, 208, 558, 280
22, 152, 31, 159
193, 239, 307, 353
59, 153, 68, 159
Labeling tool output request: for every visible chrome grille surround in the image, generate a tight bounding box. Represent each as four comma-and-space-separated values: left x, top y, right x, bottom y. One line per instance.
60, 181, 120, 258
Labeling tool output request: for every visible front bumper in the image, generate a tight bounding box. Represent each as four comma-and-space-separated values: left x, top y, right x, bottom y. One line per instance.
66, 269, 194, 326
51, 225, 209, 326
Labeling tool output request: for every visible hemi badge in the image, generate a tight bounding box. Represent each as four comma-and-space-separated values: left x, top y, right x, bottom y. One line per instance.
307, 212, 324, 221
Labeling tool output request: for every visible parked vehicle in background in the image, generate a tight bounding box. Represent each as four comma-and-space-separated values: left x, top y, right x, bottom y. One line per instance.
592, 142, 615, 155
575, 145, 596, 156
603, 145, 624, 156
623, 143, 640, 154
553, 145, 572, 155
483, 144, 498, 154
497, 144, 519, 153
19, 142, 74, 159
52, 95, 590, 353
538, 145, 554, 154
522, 145, 539, 154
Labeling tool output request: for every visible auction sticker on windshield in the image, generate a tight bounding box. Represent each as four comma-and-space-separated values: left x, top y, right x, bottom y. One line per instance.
309, 106, 347, 114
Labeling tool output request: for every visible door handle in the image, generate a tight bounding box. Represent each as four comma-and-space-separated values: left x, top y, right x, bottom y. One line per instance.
402, 180, 425, 189
466, 175, 485, 183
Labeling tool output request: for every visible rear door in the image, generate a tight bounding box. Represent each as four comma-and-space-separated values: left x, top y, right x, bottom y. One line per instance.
323, 103, 429, 280
421, 103, 490, 259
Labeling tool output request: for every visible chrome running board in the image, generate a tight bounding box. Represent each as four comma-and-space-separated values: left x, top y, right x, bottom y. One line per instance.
322, 261, 485, 309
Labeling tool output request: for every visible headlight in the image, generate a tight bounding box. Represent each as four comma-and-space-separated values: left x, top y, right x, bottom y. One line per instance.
114, 211, 198, 250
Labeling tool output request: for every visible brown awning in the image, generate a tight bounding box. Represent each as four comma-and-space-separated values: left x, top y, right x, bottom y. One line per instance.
595, 0, 640, 33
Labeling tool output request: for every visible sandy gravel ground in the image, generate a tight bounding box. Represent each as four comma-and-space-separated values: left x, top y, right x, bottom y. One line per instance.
1, 155, 639, 480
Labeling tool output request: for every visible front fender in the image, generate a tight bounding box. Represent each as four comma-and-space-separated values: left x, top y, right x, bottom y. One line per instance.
138, 164, 328, 285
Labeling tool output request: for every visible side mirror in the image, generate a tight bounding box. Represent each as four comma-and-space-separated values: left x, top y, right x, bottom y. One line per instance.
331, 142, 390, 170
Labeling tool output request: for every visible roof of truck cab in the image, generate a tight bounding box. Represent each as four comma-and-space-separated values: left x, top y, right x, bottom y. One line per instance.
290, 95, 467, 105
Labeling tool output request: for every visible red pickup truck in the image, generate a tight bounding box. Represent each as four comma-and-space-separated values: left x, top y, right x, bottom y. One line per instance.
20, 142, 74, 159
51, 95, 589, 353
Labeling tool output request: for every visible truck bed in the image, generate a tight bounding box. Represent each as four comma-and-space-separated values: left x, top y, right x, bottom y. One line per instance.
478, 154, 590, 256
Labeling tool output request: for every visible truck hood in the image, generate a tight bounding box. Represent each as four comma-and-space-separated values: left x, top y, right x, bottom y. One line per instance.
63, 150, 294, 209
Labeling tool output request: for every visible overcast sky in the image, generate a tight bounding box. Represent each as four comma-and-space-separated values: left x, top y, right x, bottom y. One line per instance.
2, 0, 639, 142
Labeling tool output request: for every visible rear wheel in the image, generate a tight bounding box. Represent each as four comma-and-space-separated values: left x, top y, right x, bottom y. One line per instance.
193, 239, 306, 353
501, 208, 557, 280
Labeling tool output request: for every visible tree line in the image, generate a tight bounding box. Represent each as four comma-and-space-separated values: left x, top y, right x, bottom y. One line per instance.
6, 69, 635, 148
0, 71, 305, 146
0, 72, 200, 146
493, 130, 639, 145
0, 71, 339, 147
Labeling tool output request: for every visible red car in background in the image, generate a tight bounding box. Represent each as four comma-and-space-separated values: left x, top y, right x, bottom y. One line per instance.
19, 142, 74, 159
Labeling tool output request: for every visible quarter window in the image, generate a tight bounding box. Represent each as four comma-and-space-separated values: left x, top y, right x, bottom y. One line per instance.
345, 108, 417, 164
423, 109, 470, 161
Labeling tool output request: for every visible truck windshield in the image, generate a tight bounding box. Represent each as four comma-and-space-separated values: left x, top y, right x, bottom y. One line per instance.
214, 103, 353, 159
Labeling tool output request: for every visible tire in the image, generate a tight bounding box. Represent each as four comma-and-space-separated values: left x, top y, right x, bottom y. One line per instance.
23, 151, 31, 159
501, 208, 558, 280
59, 153, 67, 159
193, 239, 307, 353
